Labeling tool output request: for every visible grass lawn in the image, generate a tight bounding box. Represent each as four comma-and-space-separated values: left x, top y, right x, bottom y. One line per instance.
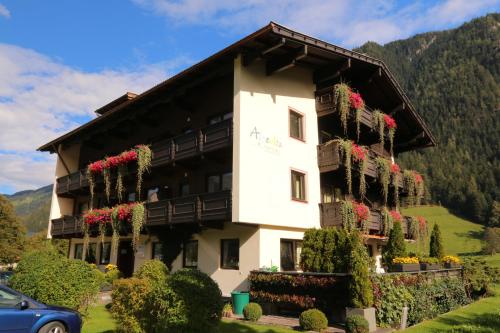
82, 305, 296, 333
403, 206, 484, 256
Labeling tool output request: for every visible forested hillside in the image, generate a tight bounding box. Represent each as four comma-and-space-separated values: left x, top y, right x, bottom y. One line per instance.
357, 13, 499, 224
5, 185, 52, 233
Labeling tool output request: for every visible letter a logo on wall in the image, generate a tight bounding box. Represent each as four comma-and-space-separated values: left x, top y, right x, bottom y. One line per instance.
249, 126, 282, 155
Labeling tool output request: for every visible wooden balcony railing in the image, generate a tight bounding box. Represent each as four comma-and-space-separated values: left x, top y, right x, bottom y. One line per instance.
319, 201, 411, 237
56, 120, 233, 196
317, 140, 403, 188
50, 190, 232, 238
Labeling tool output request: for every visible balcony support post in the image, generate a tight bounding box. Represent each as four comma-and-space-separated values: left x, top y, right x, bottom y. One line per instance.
53, 144, 71, 175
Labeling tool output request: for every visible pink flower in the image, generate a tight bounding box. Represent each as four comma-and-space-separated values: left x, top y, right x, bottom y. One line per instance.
390, 163, 400, 174
417, 216, 427, 231
383, 114, 397, 129
352, 144, 367, 162
414, 172, 423, 184
353, 201, 370, 223
88, 160, 104, 174
390, 210, 402, 223
349, 92, 364, 110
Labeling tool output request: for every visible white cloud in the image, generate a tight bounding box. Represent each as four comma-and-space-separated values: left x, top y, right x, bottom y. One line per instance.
0, 3, 9, 18
0, 44, 191, 192
132, 0, 500, 47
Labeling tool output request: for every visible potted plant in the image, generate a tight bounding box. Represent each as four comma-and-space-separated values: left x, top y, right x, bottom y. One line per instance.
419, 257, 441, 271
390, 257, 420, 272
442, 255, 461, 269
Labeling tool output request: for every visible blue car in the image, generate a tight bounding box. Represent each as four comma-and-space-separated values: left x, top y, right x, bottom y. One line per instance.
0, 285, 82, 333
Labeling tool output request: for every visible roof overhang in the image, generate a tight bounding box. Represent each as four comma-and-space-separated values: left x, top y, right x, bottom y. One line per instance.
38, 22, 435, 153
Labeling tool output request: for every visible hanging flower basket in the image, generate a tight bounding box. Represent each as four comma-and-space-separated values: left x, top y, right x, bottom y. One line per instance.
332, 83, 365, 138
372, 111, 397, 155
353, 201, 370, 231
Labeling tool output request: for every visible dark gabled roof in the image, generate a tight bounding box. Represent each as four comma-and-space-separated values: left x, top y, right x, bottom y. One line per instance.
38, 22, 436, 153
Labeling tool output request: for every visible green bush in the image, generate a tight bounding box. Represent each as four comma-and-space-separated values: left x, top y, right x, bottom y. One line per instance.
111, 278, 151, 333
462, 258, 500, 298
300, 228, 349, 273
299, 309, 328, 331
451, 325, 497, 333
9, 250, 101, 314
382, 221, 406, 266
429, 224, 444, 258
243, 302, 262, 322
134, 259, 168, 285
347, 230, 373, 308
346, 314, 369, 333
105, 268, 122, 285
163, 269, 223, 333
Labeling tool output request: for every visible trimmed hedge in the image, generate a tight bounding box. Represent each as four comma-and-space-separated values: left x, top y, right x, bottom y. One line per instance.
346, 314, 369, 333
9, 250, 101, 314
249, 271, 348, 311
299, 309, 328, 331
243, 302, 262, 322
372, 274, 469, 327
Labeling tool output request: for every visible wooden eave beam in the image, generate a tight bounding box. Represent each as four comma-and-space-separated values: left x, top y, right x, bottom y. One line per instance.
266, 45, 308, 75
389, 103, 405, 116
367, 67, 382, 84
313, 58, 351, 84
242, 38, 286, 66
394, 131, 426, 150
53, 144, 71, 175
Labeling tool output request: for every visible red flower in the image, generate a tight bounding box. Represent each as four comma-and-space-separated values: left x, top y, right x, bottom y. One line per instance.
353, 201, 370, 223
349, 92, 364, 110
84, 208, 111, 225
390, 210, 402, 223
417, 216, 427, 231
383, 114, 397, 129
414, 172, 423, 184
104, 155, 121, 169
119, 150, 138, 164
88, 160, 104, 174
116, 203, 136, 223
390, 163, 400, 174
352, 144, 367, 162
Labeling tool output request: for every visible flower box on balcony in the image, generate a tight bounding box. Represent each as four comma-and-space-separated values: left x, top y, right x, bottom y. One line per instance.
420, 263, 441, 271
390, 263, 420, 272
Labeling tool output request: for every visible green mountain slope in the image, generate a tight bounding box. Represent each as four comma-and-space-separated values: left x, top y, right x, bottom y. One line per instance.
357, 13, 500, 224
5, 185, 52, 233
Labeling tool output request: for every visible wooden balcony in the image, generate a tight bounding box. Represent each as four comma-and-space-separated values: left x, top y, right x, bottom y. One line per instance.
56, 120, 233, 196
317, 140, 403, 187
319, 201, 411, 238
50, 190, 232, 238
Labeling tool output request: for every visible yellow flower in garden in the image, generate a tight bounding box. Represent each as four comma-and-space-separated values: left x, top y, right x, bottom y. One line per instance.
106, 264, 118, 271
441, 255, 461, 264
392, 257, 419, 264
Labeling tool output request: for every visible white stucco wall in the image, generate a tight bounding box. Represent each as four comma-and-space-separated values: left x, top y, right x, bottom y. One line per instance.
258, 226, 305, 271
48, 144, 80, 238
232, 56, 321, 230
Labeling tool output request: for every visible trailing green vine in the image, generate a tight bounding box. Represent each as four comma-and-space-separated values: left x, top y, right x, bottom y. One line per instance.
403, 170, 425, 206
131, 203, 145, 252
382, 208, 394, 236
111, 208, 121, 260
390, 163, 401, 208
116, 165, 127, 202
355, 107, 362, 142
352, 144, 368, 200
376, 157, 390, 205
372, 110, 385, 146
136, 145, 152, 199
341, 200, 356, 231
103, 167, 111, 203
333, 83, 351, 134
339, 139, 353, 195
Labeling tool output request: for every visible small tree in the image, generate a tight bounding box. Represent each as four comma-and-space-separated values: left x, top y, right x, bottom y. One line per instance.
483, 227, 500, 255
429, 223, 444, 258
382, 221, 406, 266
347, 230, 373, 308
0, 195, 25, 264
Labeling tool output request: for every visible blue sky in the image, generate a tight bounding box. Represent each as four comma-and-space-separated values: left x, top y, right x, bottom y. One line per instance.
0, 0, 498, 194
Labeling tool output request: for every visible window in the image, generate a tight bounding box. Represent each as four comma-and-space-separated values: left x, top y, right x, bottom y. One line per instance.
207, 172, 232, 193
280, 239, 303, 271
152, 242, 163, 260
180, 183, 190, 196
100, 242, 111, 265
209, 112, 233, 125
183, 240, 198, 268
289, 110, 304, 140
207, 175, 221, 193
86, 243, 97, 264
74, 244, 84, 260
0, 288, 21, 308
147, 187, 159, 202
291, 170, 306, 201
221, 239, 239, 270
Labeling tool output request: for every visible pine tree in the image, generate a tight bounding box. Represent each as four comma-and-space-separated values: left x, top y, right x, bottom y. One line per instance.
382, 221, 406, 266
0, 195, 26, 264
429, 223, 444, 258
347, 230, 373, 308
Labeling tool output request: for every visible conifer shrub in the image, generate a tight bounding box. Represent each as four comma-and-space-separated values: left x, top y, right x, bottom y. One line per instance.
346, 314, 369, 333
347, 230, 373, 308
429, 223, 444, 258
299, 308, 328, 331
382, 221, 406, 266
243, 302, 262, 322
